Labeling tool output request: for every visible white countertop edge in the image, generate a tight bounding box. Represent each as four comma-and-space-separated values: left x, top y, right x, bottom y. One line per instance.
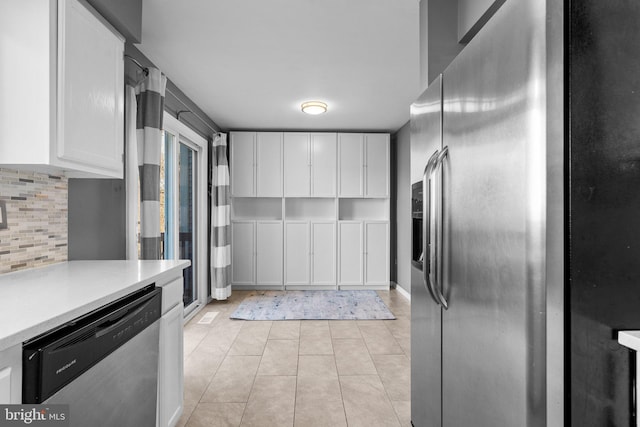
618, 331, 640, 352
0, 260, 190, 350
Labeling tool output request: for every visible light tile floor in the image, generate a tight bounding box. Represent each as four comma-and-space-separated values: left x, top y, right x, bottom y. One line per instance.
178, 289, 411, 427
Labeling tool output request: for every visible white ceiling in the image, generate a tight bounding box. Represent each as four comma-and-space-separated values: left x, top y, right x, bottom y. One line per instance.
138, 0, 420, 133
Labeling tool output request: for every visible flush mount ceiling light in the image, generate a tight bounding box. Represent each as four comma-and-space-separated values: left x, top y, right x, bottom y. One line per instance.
301, 101, 328, 115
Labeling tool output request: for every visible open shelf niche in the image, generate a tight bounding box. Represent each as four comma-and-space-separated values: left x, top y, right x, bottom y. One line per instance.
231, 197, 283, 220
284, 198, 336, 221
338, 198, 389, 221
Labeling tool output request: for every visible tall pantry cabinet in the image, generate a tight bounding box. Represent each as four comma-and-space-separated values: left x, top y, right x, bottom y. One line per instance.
230, 131, 390, 290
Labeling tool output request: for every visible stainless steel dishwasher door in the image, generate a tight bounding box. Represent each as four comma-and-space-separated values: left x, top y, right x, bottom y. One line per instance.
44, 320, 160, 427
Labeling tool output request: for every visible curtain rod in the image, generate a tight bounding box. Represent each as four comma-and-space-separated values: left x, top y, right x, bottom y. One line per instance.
124, 54, 221, 137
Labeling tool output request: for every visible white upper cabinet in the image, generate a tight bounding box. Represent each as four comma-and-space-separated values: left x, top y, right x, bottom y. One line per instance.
284, 133, 311, 197
338, 134, 365, 197
231, 132, 283, 197
256, 133, 283, 197
364, 134, 390, 198
284, 133, 336, 197
310, 133, 337, 197
338, 133, 390, 198
0, 0, 124, 178
230, 132, 255, 197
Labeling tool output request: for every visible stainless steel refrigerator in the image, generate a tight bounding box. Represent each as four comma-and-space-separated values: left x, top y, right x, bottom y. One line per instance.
411, 0, 553, 421
411, 0, 640, 425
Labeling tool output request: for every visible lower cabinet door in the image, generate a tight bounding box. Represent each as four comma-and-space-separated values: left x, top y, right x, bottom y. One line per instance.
158, 303, 184, 427
256, 221, 283, 285
338, 221, 363, 286
285, 221, 310, 286
231, 221, 255, 285
311, 221, 336, 285
364, 221, 389, 286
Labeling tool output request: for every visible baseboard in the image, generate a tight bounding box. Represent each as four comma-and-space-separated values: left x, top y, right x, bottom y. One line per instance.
393, 282, 411, 301
339, 284, 390, 291
232, 284, 285, 291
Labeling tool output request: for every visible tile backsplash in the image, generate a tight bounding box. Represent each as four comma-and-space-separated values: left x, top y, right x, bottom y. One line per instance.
0, 168, 68, 274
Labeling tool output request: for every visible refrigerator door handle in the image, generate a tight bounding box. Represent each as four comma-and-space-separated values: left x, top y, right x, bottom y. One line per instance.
423, 150, 441, 306
434, 146, 449, 309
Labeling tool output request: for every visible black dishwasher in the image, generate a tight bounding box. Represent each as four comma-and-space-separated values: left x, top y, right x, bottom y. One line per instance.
23, 284, 161, 427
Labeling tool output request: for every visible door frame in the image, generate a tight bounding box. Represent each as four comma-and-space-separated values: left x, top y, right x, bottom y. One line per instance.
163, 112, 208, 320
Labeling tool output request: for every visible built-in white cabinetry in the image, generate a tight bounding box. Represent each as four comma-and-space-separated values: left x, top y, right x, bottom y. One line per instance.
231, 220, 283, 287
0, 345, 21, 404
338, 220, 389, 288
284, 221, 336, 288
0, 0, 125, 178
284, 133, 337, 197
338, 133, 390, 198
229, 131, 389, 290
230, 132, 283, 197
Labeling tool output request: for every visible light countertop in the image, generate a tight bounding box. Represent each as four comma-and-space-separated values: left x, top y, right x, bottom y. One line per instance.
0, 260, 190, 350
619, 331, 640, 352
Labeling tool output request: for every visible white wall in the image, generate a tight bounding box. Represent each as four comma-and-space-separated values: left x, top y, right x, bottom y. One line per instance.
394, 122, 411, 293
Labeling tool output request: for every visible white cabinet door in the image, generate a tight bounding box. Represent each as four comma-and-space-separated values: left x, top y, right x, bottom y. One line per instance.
231, 221, 255, 285
364, 134, 390, 198
311, 133, 337, 197
285, 221, 310, 286
284, 133, 310, 196
231, 132, 256, 197
0, 345, 21, 404
0, 367, 9, 404
338, 133, 364, 197
256, 132, 283, 197
311, 221, 336, 285
365, 221, 389, 286
158, 303, 184, 427
338, 221, 363, 286
256, 221, 283, 285
57, 0, 124, 177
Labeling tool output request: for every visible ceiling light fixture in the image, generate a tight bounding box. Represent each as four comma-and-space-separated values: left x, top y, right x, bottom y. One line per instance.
301, 101, 328, 115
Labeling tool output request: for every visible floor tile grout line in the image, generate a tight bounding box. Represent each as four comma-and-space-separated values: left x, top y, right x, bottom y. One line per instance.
236, 319, 273, 426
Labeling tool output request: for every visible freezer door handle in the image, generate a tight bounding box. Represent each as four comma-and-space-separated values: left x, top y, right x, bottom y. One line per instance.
434, 146, 449, 309
423, 150, 441, 306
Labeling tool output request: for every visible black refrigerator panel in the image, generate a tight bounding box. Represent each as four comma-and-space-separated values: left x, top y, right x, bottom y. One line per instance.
569, 0, 640, 425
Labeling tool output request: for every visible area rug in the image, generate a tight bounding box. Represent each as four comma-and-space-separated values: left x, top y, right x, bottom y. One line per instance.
230, 290, 395, 320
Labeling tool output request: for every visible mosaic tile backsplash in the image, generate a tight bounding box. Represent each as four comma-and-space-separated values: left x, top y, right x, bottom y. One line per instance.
0, 168, 68, 274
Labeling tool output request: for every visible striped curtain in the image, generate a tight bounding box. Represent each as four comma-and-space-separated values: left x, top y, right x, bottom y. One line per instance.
211, 133, 231, 300
136, 68, 167, 260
